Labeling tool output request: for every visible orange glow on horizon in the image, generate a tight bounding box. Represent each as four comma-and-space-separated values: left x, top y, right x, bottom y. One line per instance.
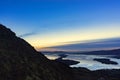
23, 24, 120, 51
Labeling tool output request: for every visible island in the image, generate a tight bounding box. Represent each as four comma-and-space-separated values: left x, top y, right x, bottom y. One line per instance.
55, 54, 80, 66
93, 58, 118, 65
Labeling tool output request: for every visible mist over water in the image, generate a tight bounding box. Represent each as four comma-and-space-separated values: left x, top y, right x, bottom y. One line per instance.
44, 52, 120, 70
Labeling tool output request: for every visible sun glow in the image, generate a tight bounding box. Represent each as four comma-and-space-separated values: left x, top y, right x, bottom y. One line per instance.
23, 24, 120, 51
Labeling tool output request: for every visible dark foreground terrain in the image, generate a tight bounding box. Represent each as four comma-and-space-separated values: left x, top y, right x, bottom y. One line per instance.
73, 67, 120, 80
0, 24, 74, 80
0, 24, 120, 80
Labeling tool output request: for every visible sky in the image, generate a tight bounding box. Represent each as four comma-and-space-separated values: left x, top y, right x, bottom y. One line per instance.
43, 37, 120, 52
0, 0, 120, 51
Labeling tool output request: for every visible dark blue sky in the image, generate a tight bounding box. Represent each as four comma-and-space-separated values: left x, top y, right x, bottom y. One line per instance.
0, 0, 120, 50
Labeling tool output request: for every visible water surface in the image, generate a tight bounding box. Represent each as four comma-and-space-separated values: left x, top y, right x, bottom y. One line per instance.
44, 52, 120, 70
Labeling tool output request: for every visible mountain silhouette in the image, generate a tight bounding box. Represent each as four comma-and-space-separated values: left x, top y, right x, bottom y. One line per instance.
0, 24, 74, 80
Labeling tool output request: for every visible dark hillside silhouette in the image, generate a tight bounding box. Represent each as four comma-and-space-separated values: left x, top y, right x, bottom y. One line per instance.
0, 24, 74, 80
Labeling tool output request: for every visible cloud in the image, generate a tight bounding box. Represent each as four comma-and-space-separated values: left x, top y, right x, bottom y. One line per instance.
43, 37, 120, 51
19, 32, 37, 38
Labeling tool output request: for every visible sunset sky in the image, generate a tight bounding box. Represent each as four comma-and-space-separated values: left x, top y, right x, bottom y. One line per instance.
0, 0, 120, 51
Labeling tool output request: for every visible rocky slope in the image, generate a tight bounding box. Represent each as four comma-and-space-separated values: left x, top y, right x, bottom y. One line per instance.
0, 24, 74, 80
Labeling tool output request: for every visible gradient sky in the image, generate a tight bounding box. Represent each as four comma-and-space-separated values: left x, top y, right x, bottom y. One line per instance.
0, 0, 120, 51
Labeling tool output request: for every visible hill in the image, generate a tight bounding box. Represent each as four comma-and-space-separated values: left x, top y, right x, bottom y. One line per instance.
0, 24, 74, 80
81, 49, 120, 59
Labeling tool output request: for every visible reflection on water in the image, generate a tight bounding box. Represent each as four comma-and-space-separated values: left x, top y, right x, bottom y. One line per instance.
44, 53, 120, 70
65, 54, 120, 70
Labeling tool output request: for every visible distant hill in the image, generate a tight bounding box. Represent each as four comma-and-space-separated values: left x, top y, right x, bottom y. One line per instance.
43, 49, 120, 59
81, 49, 120, 59
82, 49, 120, 55
0, 24, 74, 80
